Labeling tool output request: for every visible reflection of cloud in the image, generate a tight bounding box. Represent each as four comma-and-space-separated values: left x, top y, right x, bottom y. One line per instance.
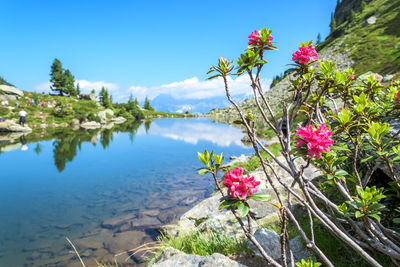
138, 119, 246, 147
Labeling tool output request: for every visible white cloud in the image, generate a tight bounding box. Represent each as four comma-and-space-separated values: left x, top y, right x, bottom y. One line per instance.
34, 75, 271, 106
75, 80, 119, 94
34, 80, 119, 94
125, 76, 271, 102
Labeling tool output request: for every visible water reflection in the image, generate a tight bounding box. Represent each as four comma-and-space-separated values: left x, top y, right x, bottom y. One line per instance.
141, 119, 247, 147
0, 118, 247, 172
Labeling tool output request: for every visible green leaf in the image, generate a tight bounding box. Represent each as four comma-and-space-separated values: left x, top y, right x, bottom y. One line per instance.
393, 218, 400, 224
236, 202, 250, 218
197, 168, 209, 175
247, 193, 271, 201
334, 169, 349, 177
360, 156, 374, 163
355, 211, 364, 218
368, 213, 381, 221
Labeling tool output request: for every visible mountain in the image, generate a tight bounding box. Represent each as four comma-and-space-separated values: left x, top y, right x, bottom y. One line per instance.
208, 0, 400, 123
151, 93, 251, 114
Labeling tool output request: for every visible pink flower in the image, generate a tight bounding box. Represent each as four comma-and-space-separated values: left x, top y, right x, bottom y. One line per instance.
248, 30, 273, 46
295, 123, 333, 159
248, 30, 261, 45
350, 74, 356, 80
292, 45, 318, 65
396, 90, 400, 102
223, 167, 260, 200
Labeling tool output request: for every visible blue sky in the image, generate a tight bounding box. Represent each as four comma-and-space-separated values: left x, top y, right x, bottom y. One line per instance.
0, 0, 336, 108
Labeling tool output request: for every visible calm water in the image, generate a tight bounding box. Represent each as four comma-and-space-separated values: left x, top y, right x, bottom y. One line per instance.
0, 118, 252, 266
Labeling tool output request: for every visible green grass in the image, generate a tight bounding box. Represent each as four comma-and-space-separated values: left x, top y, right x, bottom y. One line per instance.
156, 227, 251, 257
321, 0, 400, 75
230, 143, 282, 172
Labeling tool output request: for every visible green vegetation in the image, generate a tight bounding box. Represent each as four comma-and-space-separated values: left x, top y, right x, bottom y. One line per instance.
230, 143, 281, 172
261, 212, 393, 267
322, 0, 400, 75
0, 76, 13, 86
156, 228, 251, 257
99, 86, 112, 108
143, 96, 154, 111
50, 58, 78, 96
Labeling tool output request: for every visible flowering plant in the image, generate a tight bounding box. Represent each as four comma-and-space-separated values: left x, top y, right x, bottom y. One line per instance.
201, 27, 400, 267
295, 123, 333, 159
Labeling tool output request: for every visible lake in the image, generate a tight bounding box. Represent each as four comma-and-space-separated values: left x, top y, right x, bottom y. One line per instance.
0, 118, 253, 266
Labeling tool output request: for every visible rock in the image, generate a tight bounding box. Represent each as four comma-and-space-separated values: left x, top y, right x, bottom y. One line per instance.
358, 71, 383, 82
101, 214, 135, 229
0, 85, 24, 97
80, 121, 101, 129
151, 247, 247, 267
365, 16, 377, 25
103, 230, 147, 254
382, 74, 394, 83
0, 120, 32, 132
249, 228, 281, 259
110, 117, 127, 124
0, 94, 17, 101
80, 93, 97, 101
71, 119, 80, 126
249, 228, 311, 264
97, 109, 114, 123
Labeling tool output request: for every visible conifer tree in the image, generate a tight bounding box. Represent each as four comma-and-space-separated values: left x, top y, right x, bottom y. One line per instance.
50, 58, 64, 96
316, 33, 321, 45
76, 83, 81, 95
64, 69, 76, 96
143, 97, 154, 111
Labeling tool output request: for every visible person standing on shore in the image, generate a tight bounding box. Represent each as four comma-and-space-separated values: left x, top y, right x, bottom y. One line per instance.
18, 109, 27, 127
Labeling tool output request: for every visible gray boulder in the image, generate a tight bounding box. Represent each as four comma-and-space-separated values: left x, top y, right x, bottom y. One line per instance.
0, 85, 24, 97
110, 116, 127, 124
0, 120, 32, 132
80, 121, 101, 129
151, 247, 247, 267
80, 93, 97, 101
97, 108, 114, 123
249, 228, 312, 264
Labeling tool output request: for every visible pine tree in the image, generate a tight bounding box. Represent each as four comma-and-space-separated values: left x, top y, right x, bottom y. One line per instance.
99, 86, 111, 108
316, 33, 322, 45
50, 58, 64, 96
143, 97, 154, 111
76, 83, 81, 95
63, 69, 76, 96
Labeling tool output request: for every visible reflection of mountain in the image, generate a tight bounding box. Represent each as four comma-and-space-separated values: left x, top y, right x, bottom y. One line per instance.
151, 94, 249, 114
51, 122, 142, 172
139, 119, 246, 147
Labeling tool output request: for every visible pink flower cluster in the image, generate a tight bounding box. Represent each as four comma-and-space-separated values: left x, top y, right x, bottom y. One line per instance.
292, 45, 318, 64
296, 123, 334, 159
223, 168, 260, 200
396, 90, 400, 102
248, 30, 273, 46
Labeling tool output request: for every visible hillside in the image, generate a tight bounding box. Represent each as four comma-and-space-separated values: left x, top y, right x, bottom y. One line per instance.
208, 0, 400, 123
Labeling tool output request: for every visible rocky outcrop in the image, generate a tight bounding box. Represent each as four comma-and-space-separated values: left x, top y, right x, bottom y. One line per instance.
151, 247, 247, 267
80, 93, 97, 101
0, 120, 32, 132
110, 116, 127, 124
249, 229, 311, 264
80, 121, 101, 129
97, 109, 114, 123
0, 85, 24, 101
